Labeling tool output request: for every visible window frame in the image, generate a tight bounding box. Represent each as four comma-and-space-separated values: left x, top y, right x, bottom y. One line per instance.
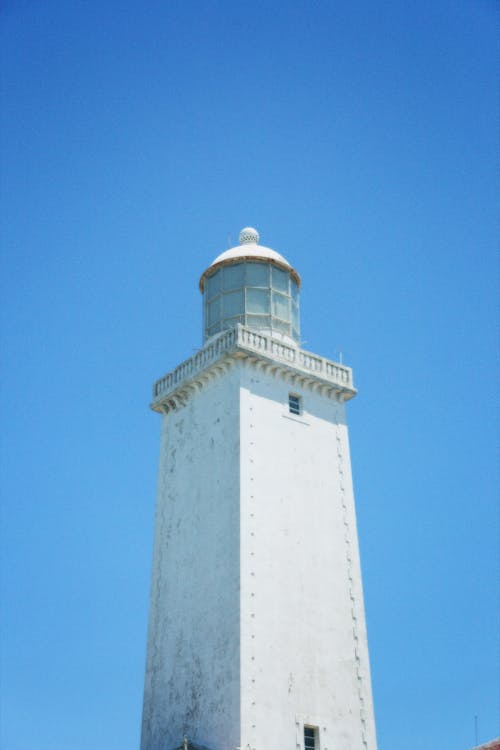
288, 393, 301, 416
304, 725, 319, 750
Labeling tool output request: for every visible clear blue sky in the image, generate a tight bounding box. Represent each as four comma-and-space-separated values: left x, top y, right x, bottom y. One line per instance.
1, 1, 498, 748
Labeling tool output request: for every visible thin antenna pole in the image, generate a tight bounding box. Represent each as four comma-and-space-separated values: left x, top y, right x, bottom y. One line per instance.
227, 233, 232, 248
474, 715, 478, 746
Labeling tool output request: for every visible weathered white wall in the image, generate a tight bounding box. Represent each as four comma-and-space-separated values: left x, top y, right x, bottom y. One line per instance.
141, 366, 241, 750
141, 356, 377, 750
239, 361, 377, 750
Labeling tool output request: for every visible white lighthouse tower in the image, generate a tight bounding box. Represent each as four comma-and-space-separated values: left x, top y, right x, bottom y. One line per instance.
140, 228, 377, 750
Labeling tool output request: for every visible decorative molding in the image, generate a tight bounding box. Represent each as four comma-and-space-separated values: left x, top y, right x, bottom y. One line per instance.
151, 325, 356, 414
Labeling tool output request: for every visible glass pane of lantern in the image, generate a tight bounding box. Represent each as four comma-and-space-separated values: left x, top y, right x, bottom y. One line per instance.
271, 266, 289, 293
291, 279, 299, 302
205, 270, 221, 300
272, 292, 290, 320
292, 301, 299, 329
208, 321, 221, 336
207, 298, 221, 326
245, 262, 269, 287
272, 318, 291, 335
246, 288, 270, 314
222, 316, 241, 329
223, 263, 245, 291
223, 290, 244, 317
246, 314, 271, 329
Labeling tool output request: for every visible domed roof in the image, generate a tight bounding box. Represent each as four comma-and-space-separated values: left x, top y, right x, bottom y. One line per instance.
199, 227, 300, 291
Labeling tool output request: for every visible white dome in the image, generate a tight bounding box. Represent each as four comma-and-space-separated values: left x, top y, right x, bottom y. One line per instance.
209, 242, 292, 269
199, 228, 300, 291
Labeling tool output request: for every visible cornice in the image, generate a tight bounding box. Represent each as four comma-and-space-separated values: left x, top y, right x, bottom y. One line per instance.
151, 325, 356, 415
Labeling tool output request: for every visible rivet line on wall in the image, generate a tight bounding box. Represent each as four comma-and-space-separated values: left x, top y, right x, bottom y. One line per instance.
248, 404, 257, 741
335, 421, 368, 748
146, 420, 169, 743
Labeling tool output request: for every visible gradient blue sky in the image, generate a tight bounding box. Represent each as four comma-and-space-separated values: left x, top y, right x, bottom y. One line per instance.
1, 1, 498, 749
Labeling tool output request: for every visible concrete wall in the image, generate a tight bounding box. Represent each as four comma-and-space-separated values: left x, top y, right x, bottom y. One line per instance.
239, 361, 377, 750
141, 357, 377, 750
141, 366, 241, 750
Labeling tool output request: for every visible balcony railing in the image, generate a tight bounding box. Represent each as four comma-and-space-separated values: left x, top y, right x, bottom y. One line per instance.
152, 325, 354, 401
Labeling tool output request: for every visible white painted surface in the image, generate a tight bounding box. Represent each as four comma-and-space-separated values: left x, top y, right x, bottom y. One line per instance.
207, 242, 291, 270
141, 367, 241, 750
238, 363, 376, 750
141, 353, 377, 750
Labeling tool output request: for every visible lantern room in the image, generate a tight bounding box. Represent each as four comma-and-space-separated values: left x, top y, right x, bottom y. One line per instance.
199, 227, 301, 344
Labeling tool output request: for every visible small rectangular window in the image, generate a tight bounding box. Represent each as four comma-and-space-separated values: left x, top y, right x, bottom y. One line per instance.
304, 726, 317, 750
289, 393, 301, 415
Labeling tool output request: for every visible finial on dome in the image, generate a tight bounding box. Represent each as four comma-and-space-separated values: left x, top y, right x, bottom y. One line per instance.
239, 227, 259, 245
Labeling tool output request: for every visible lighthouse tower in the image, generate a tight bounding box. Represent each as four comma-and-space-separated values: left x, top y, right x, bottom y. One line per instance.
140, 228, 377, 750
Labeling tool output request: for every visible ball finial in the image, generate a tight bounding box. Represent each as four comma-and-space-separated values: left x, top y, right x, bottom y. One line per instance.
239, 227, 259, 245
